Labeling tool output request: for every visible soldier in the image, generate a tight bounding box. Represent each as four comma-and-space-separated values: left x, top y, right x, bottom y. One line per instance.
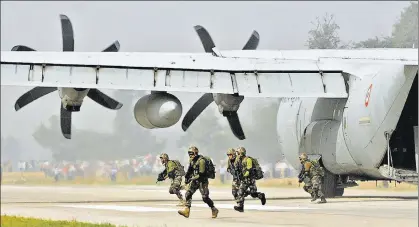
298, 161, 314, 200
226, 148, 241, 200
234, 147, 266, 212
157, 153, 186, 206
178, 146, 219, 218
298, 153, 326, 203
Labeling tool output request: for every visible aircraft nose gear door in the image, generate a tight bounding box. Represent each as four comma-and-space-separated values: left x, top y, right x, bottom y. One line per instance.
414, 126, 418, 174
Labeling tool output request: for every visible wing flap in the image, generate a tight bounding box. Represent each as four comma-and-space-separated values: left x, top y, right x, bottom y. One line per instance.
1, 63, 348, 98
1, 51, 349, 98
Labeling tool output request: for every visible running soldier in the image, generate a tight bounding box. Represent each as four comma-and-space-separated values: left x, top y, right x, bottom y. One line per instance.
226, 148, 241, 200
156, 153, 186, 206
298, 161, 314, 200
178, 146, 219, 218
234, 147, 266, 212
298, 153, 327, 203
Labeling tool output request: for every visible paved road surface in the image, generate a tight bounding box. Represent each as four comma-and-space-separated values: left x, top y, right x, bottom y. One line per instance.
1, 185, 417, 227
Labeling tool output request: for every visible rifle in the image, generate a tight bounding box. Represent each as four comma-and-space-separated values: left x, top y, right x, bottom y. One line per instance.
156, 169, 167, 183
184, 164, 193, 184
297, 163, 305, 185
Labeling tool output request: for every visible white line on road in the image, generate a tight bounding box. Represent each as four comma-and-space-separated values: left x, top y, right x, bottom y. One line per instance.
55, 204, 182, 212
160, 203, 318, 211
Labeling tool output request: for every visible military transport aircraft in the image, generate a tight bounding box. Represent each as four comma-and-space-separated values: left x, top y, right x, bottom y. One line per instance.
1, 14, 418, 198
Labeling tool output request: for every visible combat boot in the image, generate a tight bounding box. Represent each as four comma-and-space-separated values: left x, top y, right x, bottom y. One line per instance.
317, 196, 327, 204
234, 205, 244, 212
211, 207, 219, 218
259, 193, 266, 205
178, 207, 190, 218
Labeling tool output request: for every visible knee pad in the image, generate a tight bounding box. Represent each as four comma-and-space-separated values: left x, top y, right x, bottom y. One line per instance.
169, 189, 175, 194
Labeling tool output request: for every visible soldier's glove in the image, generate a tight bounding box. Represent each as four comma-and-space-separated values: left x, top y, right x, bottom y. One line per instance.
167, 171, 176, 179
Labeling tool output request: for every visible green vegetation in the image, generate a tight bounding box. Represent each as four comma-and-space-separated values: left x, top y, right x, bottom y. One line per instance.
0, 215, 124, 227
307, 2, 418, 49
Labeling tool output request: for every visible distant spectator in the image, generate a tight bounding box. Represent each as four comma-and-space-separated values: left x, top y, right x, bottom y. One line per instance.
110, 165, 118, 182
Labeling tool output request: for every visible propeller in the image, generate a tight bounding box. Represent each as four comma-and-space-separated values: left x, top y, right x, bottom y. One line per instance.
12, 14, 123, 139
181, 26, 260, 140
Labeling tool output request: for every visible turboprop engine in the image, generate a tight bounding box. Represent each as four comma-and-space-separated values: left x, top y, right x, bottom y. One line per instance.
134, 92, 183, 129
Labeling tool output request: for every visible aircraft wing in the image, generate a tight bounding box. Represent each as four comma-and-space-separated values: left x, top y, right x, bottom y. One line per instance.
0, 50, 387, 98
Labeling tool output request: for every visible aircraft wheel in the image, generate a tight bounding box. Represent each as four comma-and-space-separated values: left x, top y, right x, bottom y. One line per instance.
335, 187, 344, 197
322, 169, 338, 198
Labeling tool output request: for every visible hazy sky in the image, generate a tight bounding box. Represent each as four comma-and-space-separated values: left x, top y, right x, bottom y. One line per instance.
0, 1, 410, 160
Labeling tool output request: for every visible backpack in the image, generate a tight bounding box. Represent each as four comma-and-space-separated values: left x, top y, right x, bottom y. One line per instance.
199, 156, 216, 179
171, 160, 186, 176
309, 159, 324, 177
247, 156, 264, 180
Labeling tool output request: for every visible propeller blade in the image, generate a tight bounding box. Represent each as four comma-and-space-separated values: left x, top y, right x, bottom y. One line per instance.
60, 104, 72, 139
224, 111, 246, 140
242, 30, 260, 50
11, 45, 36, 51
102, 40, 120, 52
181, 93, 214, 131
194, 25, 216, 53
59, 14, 74, 51
15, 87, 57, 111
87, 89, 123, 110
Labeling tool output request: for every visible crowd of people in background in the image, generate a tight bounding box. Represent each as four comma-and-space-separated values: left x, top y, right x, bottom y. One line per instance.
1, 154, 298, 182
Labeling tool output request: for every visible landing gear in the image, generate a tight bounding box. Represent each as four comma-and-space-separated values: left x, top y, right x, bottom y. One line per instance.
322, 169, 345, 198
335, 187, 344, 197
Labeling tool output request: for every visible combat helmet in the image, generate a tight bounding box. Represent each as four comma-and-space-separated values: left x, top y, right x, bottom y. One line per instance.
236, 147, 246, 156
227, 148, 236, 158
160, 153, 169, 160
160, 153, 169, 164
188, 145, 199, 155
299, 153, 308, 163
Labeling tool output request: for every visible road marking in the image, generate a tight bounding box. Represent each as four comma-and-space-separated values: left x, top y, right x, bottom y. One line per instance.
132, 189, 226, 194
160, 203, 318, 210
55, 204, 181, 212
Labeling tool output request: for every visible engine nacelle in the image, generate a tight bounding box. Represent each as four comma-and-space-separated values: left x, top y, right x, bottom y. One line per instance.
58, 87, 90, 111
134, 92, 183, 129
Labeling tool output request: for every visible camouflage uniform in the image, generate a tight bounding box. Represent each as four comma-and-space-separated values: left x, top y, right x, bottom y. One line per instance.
299, 153, 326, 203
302, 177, 314, 197
234, 147, 266, 212
158, 153, 185, 206
178, 146, 219, 219
298, 162, 314, 198
226, 148, 241, 200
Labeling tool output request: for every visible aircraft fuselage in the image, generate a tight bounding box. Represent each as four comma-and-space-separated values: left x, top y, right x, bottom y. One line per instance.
277, 63, 418, 180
